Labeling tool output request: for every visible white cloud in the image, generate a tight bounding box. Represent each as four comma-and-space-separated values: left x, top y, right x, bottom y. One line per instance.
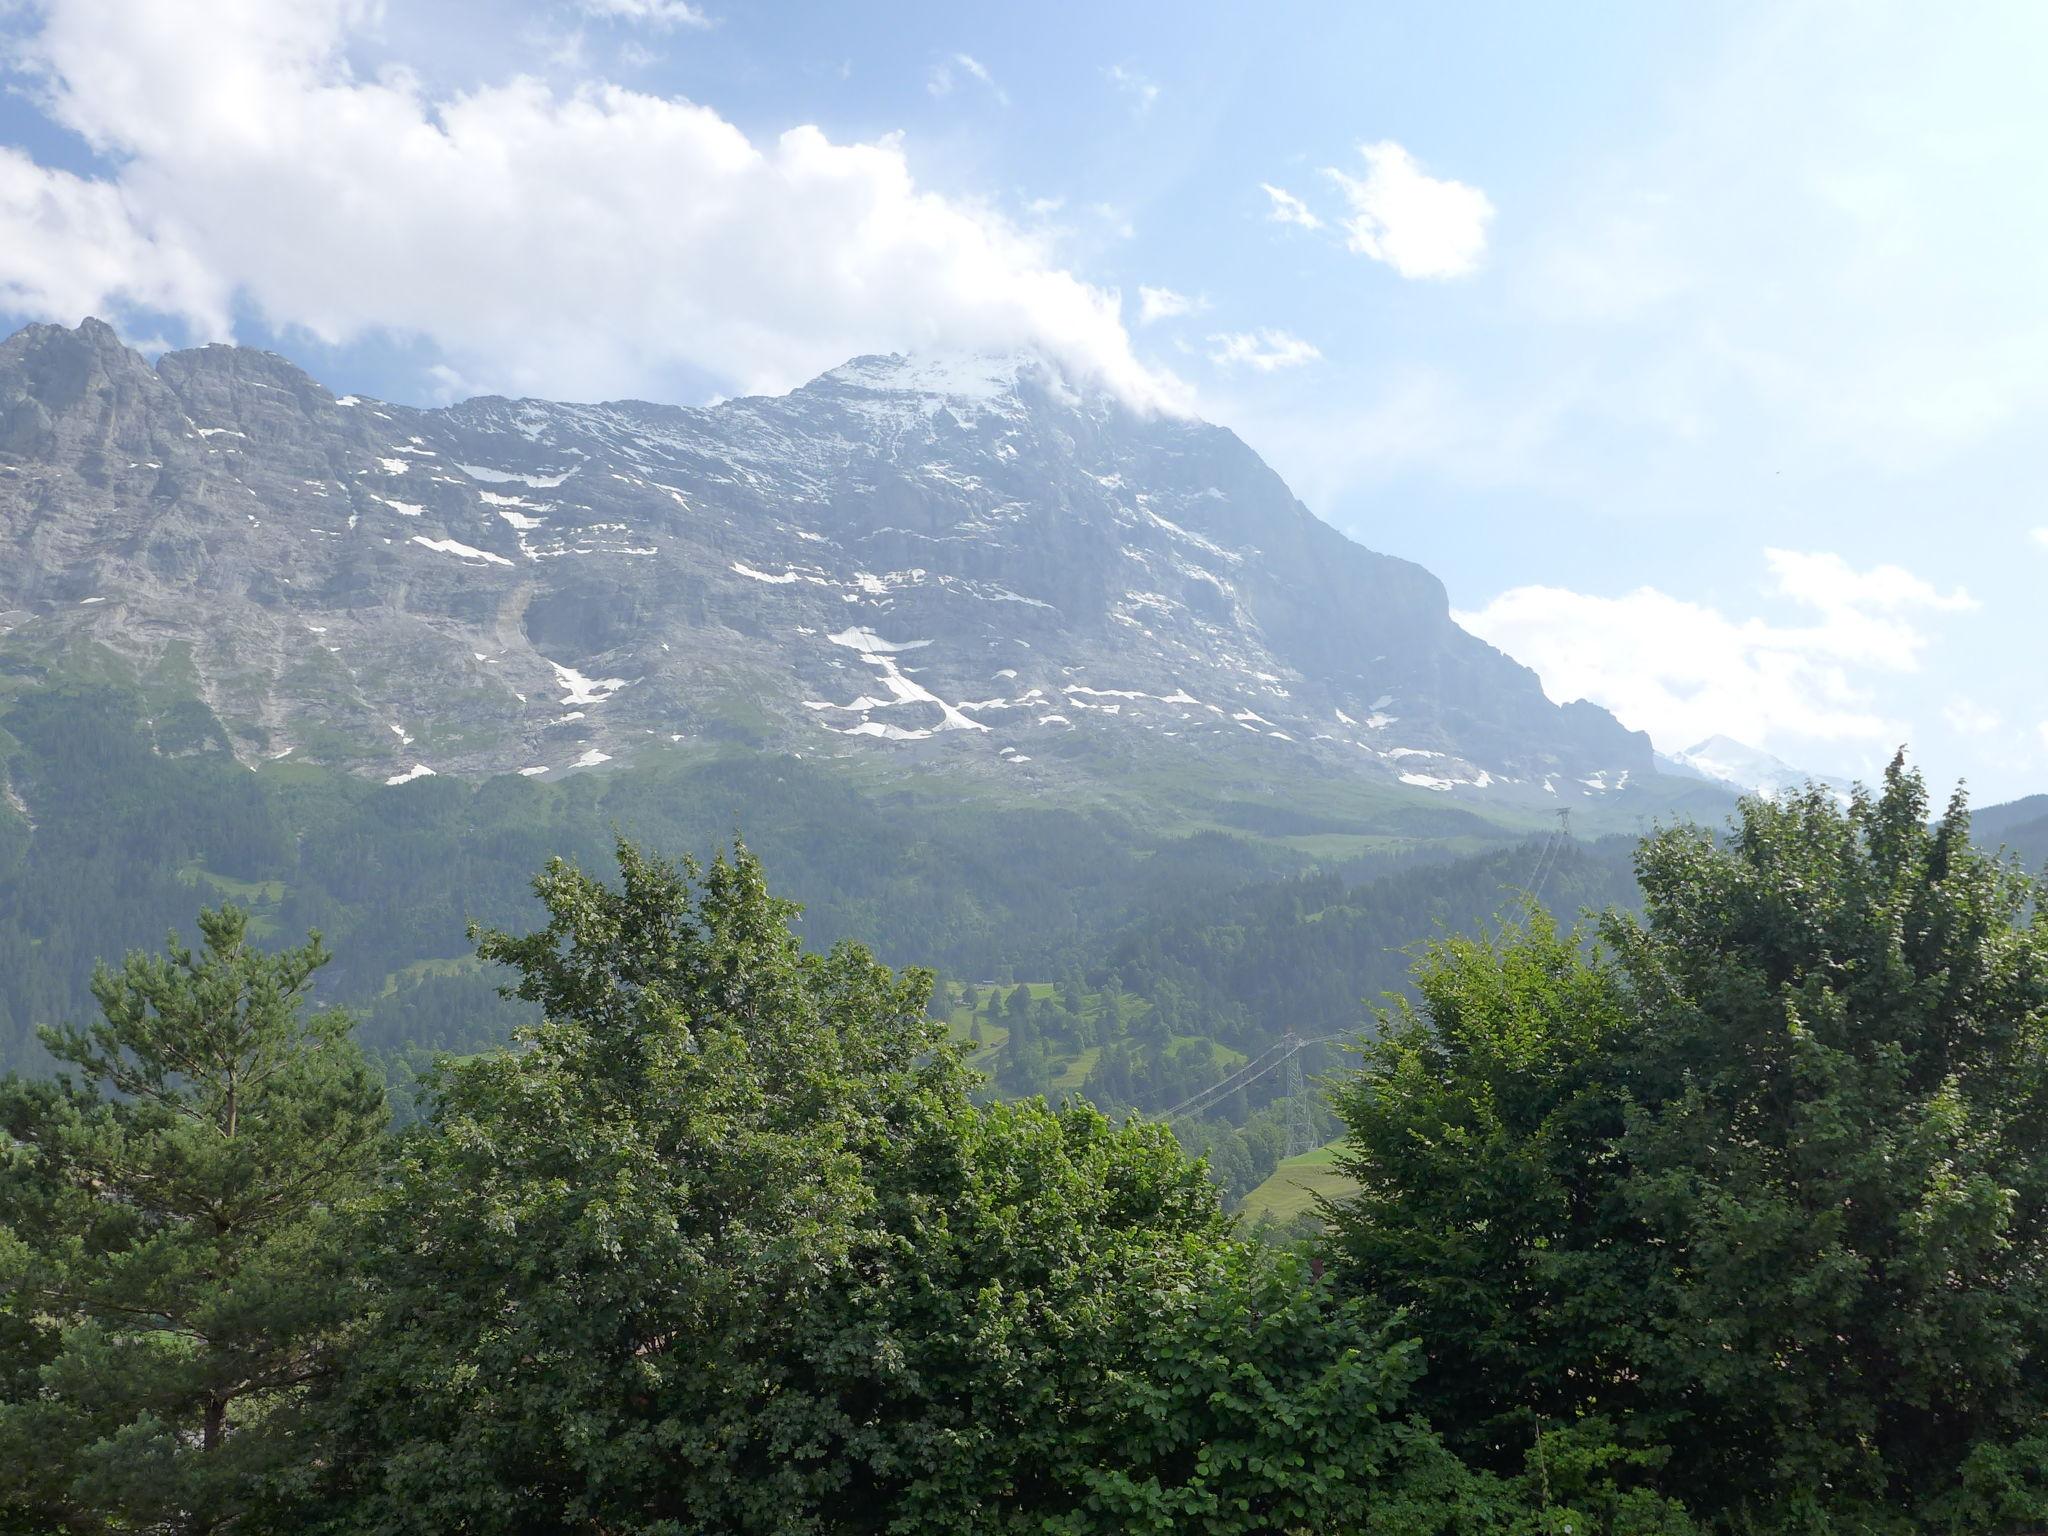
1259, 183, 1323, 231
1944, 700, 2002, 736
1208, 329, 1320, 372
574, 0, 713, 29
1322, 141, 1493, 279
1762, 548, 1976, 667
1104, 65, 1158, 114
928, 53, 1006, 105
0, 147, 220, 323
2033, 528, 2048, 549
0, 0, 1173, 407
1137, 285, 1204, 324
1454, 549, 1975, 752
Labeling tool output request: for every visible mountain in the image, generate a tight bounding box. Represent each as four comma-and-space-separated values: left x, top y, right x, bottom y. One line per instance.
1973, 793, 2048, 870
0, 318, 1654, 805
1658, 734, 1854, 803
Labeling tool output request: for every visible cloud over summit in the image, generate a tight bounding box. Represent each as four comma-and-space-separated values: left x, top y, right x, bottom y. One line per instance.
0, 0, 1166, 407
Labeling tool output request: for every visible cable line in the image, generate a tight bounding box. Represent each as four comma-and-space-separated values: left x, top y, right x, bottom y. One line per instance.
1160, 1031, 1354, 1125
1527, 807, 1574, 906
1154, 1037, 1295, 1121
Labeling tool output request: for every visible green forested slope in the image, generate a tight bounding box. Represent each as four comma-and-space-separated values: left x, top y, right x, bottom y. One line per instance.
0, 680, 1663, 1205
1974, 792, 2048, 870
0, 683, 1626, 1076
0, 683, 1277, 1069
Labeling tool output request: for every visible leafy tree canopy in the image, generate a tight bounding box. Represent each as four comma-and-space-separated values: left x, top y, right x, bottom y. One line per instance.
306, 841, 1576, 1534
1327, 757, 2048, 1533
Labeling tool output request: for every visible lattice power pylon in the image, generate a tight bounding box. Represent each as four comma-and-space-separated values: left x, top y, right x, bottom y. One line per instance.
1282, 1033, 1313, 1158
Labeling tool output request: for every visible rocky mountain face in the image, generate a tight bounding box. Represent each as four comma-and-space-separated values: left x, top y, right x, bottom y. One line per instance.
0, 318, 1650, 800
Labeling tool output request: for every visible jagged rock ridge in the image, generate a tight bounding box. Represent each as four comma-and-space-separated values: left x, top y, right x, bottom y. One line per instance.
0, 318, 1651, 799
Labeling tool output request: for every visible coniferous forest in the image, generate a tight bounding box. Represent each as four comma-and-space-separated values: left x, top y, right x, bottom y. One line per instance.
0, 680, 1650, 1208
3, 757, 2046, 1533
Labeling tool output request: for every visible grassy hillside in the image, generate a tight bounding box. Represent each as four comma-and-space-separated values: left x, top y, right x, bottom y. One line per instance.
1238, 1142, 1357, 1225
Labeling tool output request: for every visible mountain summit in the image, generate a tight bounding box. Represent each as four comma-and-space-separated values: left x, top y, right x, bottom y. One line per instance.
1659, 735, 1854, 803
0, 319, 1649, 799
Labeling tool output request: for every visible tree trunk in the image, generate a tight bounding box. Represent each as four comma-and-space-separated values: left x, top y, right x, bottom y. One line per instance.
202, 1395, 227, 1453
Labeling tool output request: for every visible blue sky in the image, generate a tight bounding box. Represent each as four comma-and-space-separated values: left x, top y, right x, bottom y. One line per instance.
3, 0, 2045, 801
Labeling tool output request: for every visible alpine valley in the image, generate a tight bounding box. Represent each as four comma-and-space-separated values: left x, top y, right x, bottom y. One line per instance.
1, 318, 2036, 1207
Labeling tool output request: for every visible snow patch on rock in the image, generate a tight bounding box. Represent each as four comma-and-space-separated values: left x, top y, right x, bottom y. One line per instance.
412, 535, 512, 567
458, 464, 574, 489
549, 661, 632, 706
1399, 771, 1455, 792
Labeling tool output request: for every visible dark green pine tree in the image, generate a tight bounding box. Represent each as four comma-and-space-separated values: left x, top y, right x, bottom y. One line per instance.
0, 907, 388, 1533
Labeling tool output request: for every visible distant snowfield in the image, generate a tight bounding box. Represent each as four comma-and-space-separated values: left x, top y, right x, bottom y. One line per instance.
412, 535, 511, 567
548, 661, 632, 706
828, 627, 928, 655
458, 463, 574, 489
815, 628, 988, 735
